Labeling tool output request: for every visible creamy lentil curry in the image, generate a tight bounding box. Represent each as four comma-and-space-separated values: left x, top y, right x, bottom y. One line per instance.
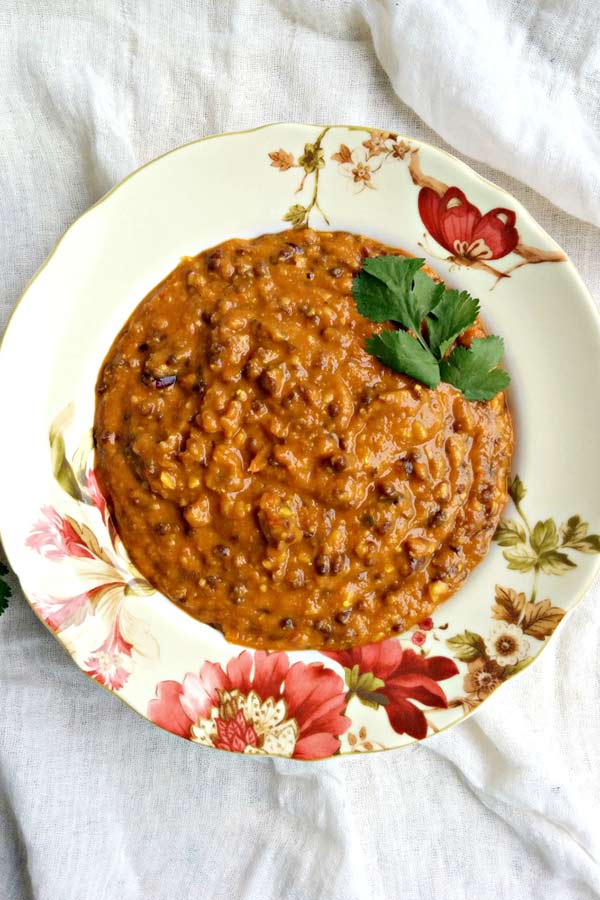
95, 229, 513, 650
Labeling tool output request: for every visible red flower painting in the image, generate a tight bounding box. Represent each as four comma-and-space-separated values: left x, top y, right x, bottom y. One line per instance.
84, 612, 134, 691
27, 459, 156, 691
148, 650, 350, 759
326, 639, 458, 740
26, 506, 95, 561
34, 585, 116, 633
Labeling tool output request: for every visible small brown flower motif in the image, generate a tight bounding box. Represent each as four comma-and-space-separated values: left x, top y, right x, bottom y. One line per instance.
463, 657, 504, 700
331, 144, 353, 165
352, 162, 372, 186
268, 149, 296, 171
298, 143, 325, 174
391, 140, 411, 160
362, 130, 395, 157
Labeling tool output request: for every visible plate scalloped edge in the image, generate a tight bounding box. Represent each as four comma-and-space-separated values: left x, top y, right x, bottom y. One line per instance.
1, 123, 600, 761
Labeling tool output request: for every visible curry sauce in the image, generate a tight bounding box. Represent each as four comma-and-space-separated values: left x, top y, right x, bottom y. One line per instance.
94, 229, 513, 650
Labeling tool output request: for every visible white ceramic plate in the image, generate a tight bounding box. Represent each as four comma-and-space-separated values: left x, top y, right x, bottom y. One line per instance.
1, 124, 599, 760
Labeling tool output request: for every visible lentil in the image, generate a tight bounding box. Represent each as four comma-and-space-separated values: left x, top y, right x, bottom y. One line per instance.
95, 229, 513, 650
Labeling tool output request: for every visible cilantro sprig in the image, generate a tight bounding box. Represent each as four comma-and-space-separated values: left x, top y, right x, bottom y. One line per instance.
0, 561, 11, 617
354, 256, 510, 401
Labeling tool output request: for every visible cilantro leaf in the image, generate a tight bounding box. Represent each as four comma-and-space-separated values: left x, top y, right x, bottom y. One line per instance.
412, 270, 445, 321
0, 561, 12, 617
356, 257, 432, 336
426, 289, 480, 359
362, 256, 426, 301
440, 336, 510, 401
353, 256, 509, 401
353, 272, 400, 323
365, 330, 441, 389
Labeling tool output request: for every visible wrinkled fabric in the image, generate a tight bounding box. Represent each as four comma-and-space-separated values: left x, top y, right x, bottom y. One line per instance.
1, 2, 600, 899
363, 0, 600, 227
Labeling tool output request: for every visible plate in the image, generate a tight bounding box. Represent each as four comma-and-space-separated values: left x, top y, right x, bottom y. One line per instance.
1, 123, 599, 760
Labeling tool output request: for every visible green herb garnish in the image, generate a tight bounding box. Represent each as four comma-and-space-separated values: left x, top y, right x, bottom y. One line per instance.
0, 561, 12, 617
354, 257, 510, 401
440, 335, 509, 401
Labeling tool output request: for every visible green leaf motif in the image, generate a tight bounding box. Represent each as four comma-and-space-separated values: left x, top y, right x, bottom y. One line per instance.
298, 143, 325, 173
570, 535, 600, 553
283, 204, 307, 227
355, 691, 389, 710
498, 478, 599, 580
440, 336, 511, 402
365, 331, 441, 389
493, 519, 527, 547
503, 543, 539, 573
0, 561, 12, 617
51, 436, 83, 502
559, 515, 587, 545
508, 475, 526, 505
538, 550, 576, 576
426, 289, 480, 360
344, 665, 388, 710
49, 404, 83, 503
560, 515, 600, 553
446, 630, 486, 662
531, 519, 559, 555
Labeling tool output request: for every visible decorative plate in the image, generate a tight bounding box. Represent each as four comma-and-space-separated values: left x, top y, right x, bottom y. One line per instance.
1, 124, 600, 760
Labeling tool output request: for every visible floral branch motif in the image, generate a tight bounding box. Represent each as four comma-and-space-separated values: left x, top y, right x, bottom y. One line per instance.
331, 130, 411, 192
444, 584, 562, 712
268, 127, 413, 227
26, 405, 158, 691
268, 126, 330, 227
268, 126, 567, 288
494, 475, 600, 601
444, 476, 600, 711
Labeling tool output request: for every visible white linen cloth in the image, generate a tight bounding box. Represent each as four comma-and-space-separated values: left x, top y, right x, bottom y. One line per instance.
1, 2, 600, 899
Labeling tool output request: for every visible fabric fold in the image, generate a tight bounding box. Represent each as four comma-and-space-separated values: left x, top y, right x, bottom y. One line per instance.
359, 0, 600, 226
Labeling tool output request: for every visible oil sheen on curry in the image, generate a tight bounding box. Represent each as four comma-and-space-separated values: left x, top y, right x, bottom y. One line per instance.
95, 229, 513, 651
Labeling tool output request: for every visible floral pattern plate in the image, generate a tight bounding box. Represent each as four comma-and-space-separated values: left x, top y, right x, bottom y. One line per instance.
1, 123, 600, 760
